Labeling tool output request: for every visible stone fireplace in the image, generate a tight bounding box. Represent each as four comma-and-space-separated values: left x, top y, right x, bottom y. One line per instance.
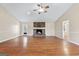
33, 22, 45, 36
33, 29, 45, 36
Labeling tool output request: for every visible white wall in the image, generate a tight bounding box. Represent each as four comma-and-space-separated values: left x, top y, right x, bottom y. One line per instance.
55, 4, 79, 44
46, 22, 55, 36
20, 21, 55, 36
0, 6, 20, 42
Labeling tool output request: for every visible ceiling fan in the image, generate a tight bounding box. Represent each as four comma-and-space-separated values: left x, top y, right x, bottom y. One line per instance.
33, 3, 49, 14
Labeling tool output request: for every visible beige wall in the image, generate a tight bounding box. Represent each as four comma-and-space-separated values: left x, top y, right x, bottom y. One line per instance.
20, 21, 55, 36
55, 4, 79, 44
0, 6, 20, 42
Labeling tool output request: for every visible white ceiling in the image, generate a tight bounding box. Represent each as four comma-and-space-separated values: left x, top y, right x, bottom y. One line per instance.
1, 3, 72, 22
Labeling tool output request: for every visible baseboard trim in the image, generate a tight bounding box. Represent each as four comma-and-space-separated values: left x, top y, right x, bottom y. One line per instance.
55, 36, 79, 45
1, 35, 79, 46
0, 35, 22, 43
67, 40, 79, 45
55, 35, 63, 39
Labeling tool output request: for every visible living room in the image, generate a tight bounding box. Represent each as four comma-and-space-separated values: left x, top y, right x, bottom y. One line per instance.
0, 3, 79, 56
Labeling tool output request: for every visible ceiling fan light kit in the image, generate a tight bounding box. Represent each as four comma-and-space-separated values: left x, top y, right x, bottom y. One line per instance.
33, 3, 49, 14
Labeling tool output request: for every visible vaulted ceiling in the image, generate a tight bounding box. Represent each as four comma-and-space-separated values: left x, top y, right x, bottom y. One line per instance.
1, 3, 72, 22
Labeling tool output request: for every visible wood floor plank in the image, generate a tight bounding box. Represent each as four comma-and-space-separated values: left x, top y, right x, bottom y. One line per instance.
0, 36, 79, 56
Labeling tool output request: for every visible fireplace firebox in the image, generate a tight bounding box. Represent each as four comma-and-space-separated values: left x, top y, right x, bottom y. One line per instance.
33, 29, 45, 36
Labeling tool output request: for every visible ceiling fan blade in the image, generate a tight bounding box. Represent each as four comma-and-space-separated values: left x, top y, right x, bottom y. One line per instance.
45, 6, 49, 8
38, 12, 41, 14
33, 9, 37, 11
44, 10, 47, 13
37, 4, 41, 7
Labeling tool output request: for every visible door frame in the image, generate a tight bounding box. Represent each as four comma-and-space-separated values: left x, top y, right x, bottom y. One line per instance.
62, 20, 70, 40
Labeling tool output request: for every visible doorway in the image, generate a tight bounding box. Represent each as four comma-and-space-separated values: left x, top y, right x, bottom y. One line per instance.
62, 20, 70, 40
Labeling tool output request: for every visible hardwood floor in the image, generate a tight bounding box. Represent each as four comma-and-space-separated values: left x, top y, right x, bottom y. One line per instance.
0, 36, 79, 56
